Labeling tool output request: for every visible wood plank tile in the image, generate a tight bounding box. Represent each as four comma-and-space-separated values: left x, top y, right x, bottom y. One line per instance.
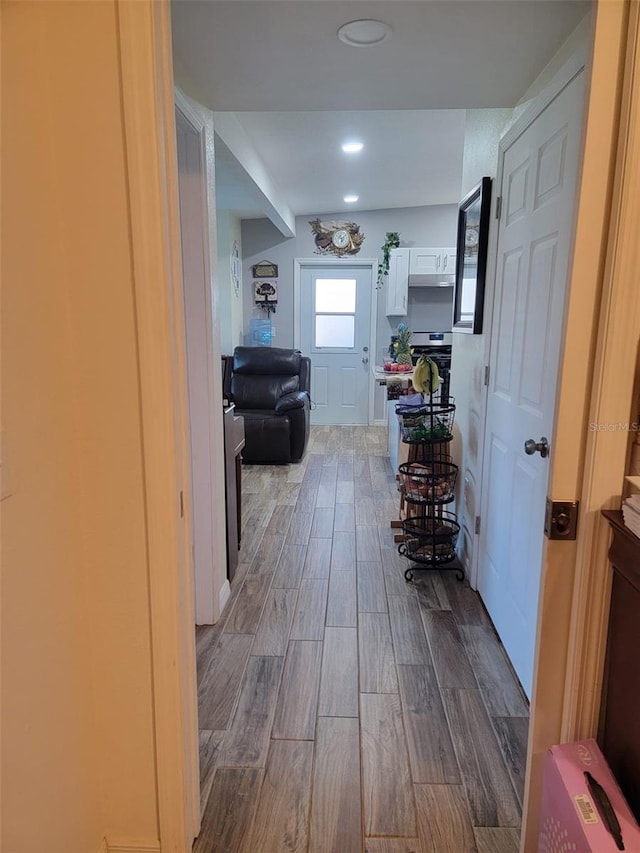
441, 574, 491, 626
309, 716, 362, 853
286, 509, 314, 545
326, 569, 357, 627
248, 532, 285, 576
267, 503, 295, 534
397, 665, 460, 784
336, 480, 355, 503
310, 506, 335, 538
358, 612, 398, 694
491, 716, 529, 806
334, 502, 356, 532
272, 543, 307, 589
360, 692, 417, 836
415, 573, 451, 611
296, 485, 319, 512
239, 739, 314, 853
356, 524, 382, 562
364, 841, 422, 853
252, 588, 298, 656
474, 827, 521, 853
388, 595, 432, 665
460, 625, 529, 716
331, 530, 356, 570
290, 578, 328, 641
224, 573, 272, 635
441, 688, 521, 827
272, 641, 322, 740
199, 730, 224, 818
316, 469, 337, 508
198, 633, 254, 729
414, 784, 476, 853
318, 626, 358, 716
422, 610, 477, 689
194, 767, 263, 853
303, 537, 332, 578
357, 561, 388, 613
355, 494, 376, 524
219, 656, 284, 768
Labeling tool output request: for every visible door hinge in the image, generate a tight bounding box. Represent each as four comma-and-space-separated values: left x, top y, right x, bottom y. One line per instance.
484, 365, 490, 386
495, 196, 502, 220
179, 490, 184, 518
475, 516, 481, 535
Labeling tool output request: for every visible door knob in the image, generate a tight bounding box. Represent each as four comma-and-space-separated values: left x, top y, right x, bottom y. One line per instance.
362, 356, 369, 365
524, 436, 549, 458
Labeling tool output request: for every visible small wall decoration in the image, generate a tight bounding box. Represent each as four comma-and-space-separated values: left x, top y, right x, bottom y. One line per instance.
309, 219, 365, 257
252, 260, 278, 278
231, 241, 241, 296
254, 280, 277, 316
453, 177, 492, 334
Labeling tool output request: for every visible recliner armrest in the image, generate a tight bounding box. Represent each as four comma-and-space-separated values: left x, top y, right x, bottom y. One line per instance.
274, 391, 309, 414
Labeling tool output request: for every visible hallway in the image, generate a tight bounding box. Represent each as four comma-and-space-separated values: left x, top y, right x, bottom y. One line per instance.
194, 425, 528, 852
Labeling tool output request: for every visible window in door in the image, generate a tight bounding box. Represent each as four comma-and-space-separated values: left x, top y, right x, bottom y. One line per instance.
314, 278, 356, 349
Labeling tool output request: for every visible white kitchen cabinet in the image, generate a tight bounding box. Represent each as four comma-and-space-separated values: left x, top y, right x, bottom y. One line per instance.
385, 247, 409, 316
409, 247, 456, 278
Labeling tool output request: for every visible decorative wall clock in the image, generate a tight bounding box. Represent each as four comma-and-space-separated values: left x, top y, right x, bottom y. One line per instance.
309, 219, 365, 257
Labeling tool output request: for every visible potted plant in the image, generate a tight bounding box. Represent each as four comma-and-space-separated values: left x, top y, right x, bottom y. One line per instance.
377, 231, 400, 289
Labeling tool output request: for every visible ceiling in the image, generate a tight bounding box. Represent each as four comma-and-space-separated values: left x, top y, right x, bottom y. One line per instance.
171, 0, 591, 217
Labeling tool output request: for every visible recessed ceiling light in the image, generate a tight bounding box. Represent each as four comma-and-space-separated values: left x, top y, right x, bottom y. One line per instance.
342, 141, 364, 154
337, 19, 392, 47
344, 194, 359, 203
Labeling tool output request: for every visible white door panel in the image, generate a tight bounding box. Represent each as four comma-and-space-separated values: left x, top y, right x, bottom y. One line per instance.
478, 71, 585, 697
300, 264, 372, 424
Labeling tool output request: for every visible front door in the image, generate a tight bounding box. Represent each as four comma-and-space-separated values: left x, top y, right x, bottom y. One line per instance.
299, 264, 373, 425
478, 70, 585, 697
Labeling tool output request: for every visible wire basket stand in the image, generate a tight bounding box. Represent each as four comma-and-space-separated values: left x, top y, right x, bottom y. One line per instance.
394, 361, 464, 582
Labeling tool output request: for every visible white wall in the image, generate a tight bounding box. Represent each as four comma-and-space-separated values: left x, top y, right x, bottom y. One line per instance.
217, 210, 245, 354
241, 204, 458, 354
450, 109, 512, 573
3, 2, 159, 849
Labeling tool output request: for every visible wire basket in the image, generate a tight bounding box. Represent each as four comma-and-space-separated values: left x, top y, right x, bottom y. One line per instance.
395, 400, 456, 444
399, 511, 460, 565
398, 458, 458, 505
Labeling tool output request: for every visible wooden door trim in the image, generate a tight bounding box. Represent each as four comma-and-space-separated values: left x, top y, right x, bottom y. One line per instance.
293, 258, 378, 425
117, 0, 199, 847
562, 0, 640, 741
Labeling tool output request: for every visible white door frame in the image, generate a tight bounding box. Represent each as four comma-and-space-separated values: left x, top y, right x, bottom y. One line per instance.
294, 257, 378, 425
175, 89, 230, 626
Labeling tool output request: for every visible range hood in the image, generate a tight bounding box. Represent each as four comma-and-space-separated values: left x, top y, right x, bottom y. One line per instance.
408, 272, 454, 287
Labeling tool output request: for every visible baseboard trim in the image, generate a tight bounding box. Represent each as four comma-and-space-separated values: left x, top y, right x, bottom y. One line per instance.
219, 578, 231, 615
105, 838, 161, 853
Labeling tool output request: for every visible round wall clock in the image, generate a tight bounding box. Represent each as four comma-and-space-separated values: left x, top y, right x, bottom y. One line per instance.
332, 228, 351, 250
465, 226, 479, 250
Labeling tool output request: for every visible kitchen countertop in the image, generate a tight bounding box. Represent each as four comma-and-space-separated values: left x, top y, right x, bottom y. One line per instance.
372, 366, 415, 384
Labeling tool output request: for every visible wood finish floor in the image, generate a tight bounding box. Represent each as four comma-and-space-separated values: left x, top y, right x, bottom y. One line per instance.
195, 426, 529, 853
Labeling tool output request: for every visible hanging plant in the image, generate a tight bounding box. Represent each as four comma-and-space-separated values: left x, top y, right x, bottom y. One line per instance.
377, 231, 400, 289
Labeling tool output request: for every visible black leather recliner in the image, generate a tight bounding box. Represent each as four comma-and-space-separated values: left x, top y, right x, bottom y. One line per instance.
222, 347, 311, 464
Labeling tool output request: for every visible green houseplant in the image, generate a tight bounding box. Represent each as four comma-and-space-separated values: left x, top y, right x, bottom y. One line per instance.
377, 231, 400, 289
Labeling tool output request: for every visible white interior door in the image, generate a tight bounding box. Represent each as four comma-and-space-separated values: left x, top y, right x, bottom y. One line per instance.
478, 71, 585, 698
299, 264, 373, 424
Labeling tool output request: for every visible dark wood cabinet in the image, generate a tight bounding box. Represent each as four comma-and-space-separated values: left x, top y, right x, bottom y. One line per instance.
600, 509, 640, 821
223, 404, 244, 581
